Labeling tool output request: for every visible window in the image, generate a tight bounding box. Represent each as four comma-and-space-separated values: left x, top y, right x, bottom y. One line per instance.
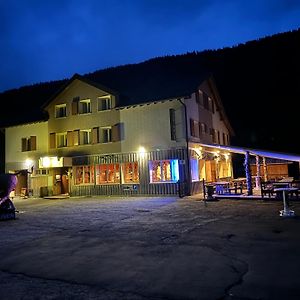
203, 93, 209, 110
98, 96, 112, 111
190, 119, 199, 138
95, 164, 120, 184
56, 133, 67, 148
196, 90, 203, 106
21, 136, 36, 152
208, 98, 215, 113
80, 129, 91, 145
100, 127, 112, 143
79, 99, 91, 114
190, 159, 200, 182
149, 159, 179, 183
75, 166, 94, 185
169, 109, 176, 141
122, 162, 139, 183
55, 104, 67, 118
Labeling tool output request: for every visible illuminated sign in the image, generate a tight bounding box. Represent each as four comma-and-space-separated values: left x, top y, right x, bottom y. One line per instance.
39, 157, 65, 168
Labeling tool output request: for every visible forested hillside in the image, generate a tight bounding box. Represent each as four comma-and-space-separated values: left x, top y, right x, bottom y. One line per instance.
1, 27, 300, 172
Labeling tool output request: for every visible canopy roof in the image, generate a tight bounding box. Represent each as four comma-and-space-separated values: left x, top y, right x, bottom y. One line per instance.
198, 143, 300, 163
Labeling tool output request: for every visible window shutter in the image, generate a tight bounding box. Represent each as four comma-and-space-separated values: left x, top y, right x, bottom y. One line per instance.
67, 131, 74, 147
92, 127, 99, 144
72, 97, 79, 115
112, 123, 120, 142
21, 138, 27, 152
49, 133, 56, 149
195, 90, 200, 103
190, 119, 195, 137
169, 109, 176, 141
30, 136, 36, 151
73, 130, 80, 145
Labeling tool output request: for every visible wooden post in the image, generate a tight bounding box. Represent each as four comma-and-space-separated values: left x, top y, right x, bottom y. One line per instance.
244, 151, 253, 196
263, 157, 268, 182
255, 155, 261, 189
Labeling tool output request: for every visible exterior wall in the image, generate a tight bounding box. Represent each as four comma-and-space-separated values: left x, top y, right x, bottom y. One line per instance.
47, 78, 121, 157
119, 100, 185, 153
4, 78, 233, 197
186, 80, 230, 146
71, 148, 186, 196
5, 122, 48, 172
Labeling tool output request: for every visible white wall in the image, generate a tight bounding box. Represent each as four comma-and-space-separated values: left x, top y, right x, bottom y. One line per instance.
5, 122, 48, 171
120, 100, 185, 153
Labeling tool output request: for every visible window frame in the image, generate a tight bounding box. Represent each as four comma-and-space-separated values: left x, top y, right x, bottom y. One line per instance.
55, 103, 67, 118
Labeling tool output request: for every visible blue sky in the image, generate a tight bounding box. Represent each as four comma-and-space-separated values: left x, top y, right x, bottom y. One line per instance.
1, 0, 300, 92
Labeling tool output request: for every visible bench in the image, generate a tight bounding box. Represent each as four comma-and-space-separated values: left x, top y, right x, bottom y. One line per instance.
122, 185, 138, 196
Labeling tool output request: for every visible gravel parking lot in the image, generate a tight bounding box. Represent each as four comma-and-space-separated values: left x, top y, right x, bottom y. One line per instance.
1, 195, 300, 300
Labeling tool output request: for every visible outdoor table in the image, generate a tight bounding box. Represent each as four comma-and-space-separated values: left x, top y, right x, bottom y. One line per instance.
274, 187, 296, 217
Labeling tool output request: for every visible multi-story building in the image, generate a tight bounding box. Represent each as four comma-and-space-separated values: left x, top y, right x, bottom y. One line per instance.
4, 69, 234, 197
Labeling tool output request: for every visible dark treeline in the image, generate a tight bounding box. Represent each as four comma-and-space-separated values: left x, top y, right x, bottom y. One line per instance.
1, 27, 300, 166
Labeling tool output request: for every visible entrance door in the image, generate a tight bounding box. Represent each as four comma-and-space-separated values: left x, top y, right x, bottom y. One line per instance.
61, 174, 69, 194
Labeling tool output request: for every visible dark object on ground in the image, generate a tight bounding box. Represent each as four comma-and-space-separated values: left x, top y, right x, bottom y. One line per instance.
0, 173, 18, 221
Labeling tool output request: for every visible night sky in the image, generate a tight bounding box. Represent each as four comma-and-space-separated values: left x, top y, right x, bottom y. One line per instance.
1, 0, 300, 93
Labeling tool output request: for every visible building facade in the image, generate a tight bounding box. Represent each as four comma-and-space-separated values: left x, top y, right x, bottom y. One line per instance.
5, 74, 233, 197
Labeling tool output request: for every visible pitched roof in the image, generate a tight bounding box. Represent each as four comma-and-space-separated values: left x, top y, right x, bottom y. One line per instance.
0, 53, 224, 128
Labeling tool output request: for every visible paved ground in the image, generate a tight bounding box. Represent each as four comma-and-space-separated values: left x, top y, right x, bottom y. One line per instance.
1, 195, 300, 300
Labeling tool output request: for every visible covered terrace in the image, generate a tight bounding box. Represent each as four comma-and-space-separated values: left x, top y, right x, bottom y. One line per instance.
192, 143, 300, 199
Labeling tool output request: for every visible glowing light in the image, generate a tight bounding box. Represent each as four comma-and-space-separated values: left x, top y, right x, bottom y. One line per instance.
25, 159, 33, 168
224, 153, 230, 161
138, 146, 146, 158
39, 156, 63, 168
41, 157, 51, 168
138, 146, 146, 154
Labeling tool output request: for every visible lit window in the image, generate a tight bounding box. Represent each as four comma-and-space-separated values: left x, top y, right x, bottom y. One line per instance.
149, 159, 179, 183
75, 165, 94, 185
190, 159, 200, 182
55, 104, 67, 118
98, 96, 112, 111
101, 127, 112, 143
56, 133, 67, 148
95, 164, 120, 184
79, 99, 91, 114
122, 162, 139, 183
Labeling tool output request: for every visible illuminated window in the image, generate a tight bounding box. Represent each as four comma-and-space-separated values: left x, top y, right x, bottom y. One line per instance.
98, 96, 112, 111
122, 162, 139, 183
75, 166, 83, 184
100, 127, 112, 143
190, 159, 200, 182
55, 104, 67, 118
56, 133, 67, 148
79, 99, 91, 114
95, 164, 120, 184
149, 160, 179, 183
75, 166, 94, 185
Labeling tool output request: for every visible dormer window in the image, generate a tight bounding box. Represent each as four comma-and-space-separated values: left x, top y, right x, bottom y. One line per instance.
79, 99, 91, 114
98, 96, 112, 111
55, 104, 67, 118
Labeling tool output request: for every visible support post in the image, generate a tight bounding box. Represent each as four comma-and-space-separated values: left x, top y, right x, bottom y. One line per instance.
255, 155, 261, 189
244, 151, 253, 196
263, 157, 268, 182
